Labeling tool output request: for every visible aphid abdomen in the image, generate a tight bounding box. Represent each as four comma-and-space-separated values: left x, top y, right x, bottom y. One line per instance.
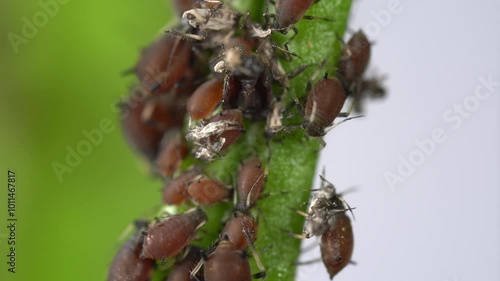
276, 0, 315, 30
320, 213, 354, 279
107, 232, 153, 281
204, 242, 252, 281
141, 209, 207, 260
304, 77, 347, 136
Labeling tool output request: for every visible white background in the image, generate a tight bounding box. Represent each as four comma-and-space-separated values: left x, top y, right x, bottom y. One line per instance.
298, 0, 500, 280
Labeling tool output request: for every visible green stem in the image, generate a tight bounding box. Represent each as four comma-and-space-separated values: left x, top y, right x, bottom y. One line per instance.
207, 1, 353, 280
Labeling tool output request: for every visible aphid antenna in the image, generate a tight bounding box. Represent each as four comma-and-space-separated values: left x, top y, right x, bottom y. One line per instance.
165, 29, 205, 42
323, 115, 364, 135
296, 257, 322, 266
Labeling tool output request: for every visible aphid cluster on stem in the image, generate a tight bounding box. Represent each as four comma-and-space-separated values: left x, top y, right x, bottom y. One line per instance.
110, 0, 386, 280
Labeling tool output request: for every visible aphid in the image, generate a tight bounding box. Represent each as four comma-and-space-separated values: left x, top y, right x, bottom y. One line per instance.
221, 214, 258, 250
236, 157, 266, 212
215, 47, 273, 120
166, 246, 203, 281
337, 30, 371, 93
107, 220, 154, 281
120, 87, 164, 161
303, 72, 348, 137
190, 235, 266, 281
155, 130, 188, 177
274, 0, 315, 33
291, 176, 354, 279
141, 208, 207, 260
162, 168, 202, 205
186, 109, 244, 160
186, 77, 224, 121
320, 213, 354, 279
186, 175, 231, 205
135, 34, 192, 93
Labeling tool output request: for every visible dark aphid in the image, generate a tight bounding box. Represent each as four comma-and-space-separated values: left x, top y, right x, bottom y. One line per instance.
187, 77, 224, 121
165, 246, 203, 281
108, 221, 154, 281
155, 130, 188, 177
186, 109, 244, 161
135, 34, 192, 93
171, 0, 197, 17
186, 176, 231, 205
221, 214, 258, 250
141, 208, 207, 260
320, 213, 354, 279
214, 47, 273, 120
236, 157, 266, 212
191, 236, 266, 281
303, 73, 347, 137
290, 176, 354, 279
120, 87, 164, 161
275, 0, 315, 32
337, 31, 371, 92
162, 167, 202, 205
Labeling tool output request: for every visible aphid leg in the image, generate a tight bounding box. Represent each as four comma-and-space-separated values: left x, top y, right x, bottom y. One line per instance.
271, 43, 300, 60
284, 229, 310, 240
323, 115, 364, 134
166, 29, 205, 41
302, 15, 335, 22
190, 258, 205, 281
315, 136, 326, 148
296, 257, 322, 266
241, 221, 266, 280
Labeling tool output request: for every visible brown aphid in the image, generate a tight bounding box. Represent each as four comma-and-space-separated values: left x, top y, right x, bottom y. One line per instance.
186, 176, 230, 205
320, 213, 354, 279
120, 87, 163, 161
190, 224, 266, 281
237, 157, 266, 211
337, 31, 371, 91
141, 208, 207, 260
155, 130, 188, 177
275, 0, 315, 32
165, 246, 203, 281
135, 34, 192, 93
303, 74, 347, 137
221, 215, 258, 250
203, 239, 252, 281
107, 221, 154, 281
162, 168, 202, 205
187, 77, 224, 121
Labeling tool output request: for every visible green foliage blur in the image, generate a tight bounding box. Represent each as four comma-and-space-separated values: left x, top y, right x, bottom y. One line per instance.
1, 1, 173, 280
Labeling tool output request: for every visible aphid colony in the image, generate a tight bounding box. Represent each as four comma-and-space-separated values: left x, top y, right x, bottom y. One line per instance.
111, 0, 384, 280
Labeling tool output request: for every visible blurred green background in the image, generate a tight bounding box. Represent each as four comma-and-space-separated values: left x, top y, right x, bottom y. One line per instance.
1, 1, 176, 280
